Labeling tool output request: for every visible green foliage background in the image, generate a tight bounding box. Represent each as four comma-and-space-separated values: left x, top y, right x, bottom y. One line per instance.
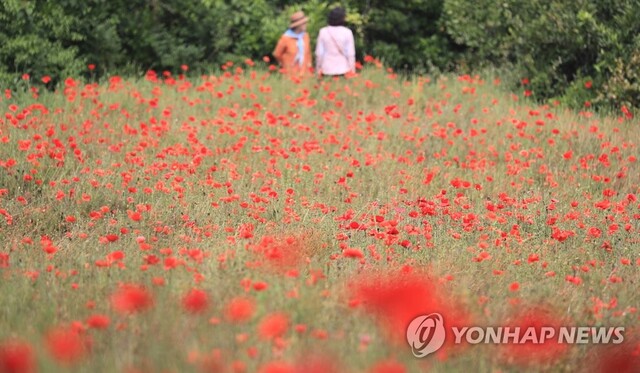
1, 0, 639, 110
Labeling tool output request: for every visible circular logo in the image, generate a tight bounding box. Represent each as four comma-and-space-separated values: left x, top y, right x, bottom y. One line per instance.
406, 313, 446, 358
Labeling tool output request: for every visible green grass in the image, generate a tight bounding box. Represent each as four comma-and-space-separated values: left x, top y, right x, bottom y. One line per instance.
0, 65, 638, 372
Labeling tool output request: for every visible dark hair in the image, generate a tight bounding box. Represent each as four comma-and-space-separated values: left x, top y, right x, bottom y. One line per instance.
328, 7, 346, 26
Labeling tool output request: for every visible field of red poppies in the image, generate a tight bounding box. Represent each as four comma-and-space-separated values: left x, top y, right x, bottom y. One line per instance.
0, 60, 639, 372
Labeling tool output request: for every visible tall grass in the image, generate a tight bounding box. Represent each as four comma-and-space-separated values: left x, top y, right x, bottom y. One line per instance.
0, 65, 638, 372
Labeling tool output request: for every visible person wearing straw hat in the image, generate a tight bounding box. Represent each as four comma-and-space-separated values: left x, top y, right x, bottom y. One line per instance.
315, 7, 356, 78
273, 10, 312, 74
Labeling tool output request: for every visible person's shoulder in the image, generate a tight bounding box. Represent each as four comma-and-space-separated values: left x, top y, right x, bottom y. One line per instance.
334, 26, 353, 34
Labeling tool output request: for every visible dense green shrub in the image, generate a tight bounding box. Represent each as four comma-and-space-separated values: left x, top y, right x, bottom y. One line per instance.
597, 45, 640, 109
442, 0, 511, 65
0, 0, 638, 110
443, 0, 640, 110
356, 0, 460, 72
71, 0, 277, 74
0, 0, 84, 85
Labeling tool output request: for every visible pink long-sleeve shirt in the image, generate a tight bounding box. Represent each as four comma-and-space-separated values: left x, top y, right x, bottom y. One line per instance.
315, 26, 356, 76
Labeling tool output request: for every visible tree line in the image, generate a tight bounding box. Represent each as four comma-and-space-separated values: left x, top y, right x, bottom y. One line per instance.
1, 0, 639, 110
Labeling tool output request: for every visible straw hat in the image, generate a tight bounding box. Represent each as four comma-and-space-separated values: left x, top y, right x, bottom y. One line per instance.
289, 11, 308, 29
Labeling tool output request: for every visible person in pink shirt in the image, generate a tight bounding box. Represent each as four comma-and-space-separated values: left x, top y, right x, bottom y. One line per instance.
315, 7, 356, 77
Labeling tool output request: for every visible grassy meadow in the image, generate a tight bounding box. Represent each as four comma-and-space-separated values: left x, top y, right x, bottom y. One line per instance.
0, 62, 639, 372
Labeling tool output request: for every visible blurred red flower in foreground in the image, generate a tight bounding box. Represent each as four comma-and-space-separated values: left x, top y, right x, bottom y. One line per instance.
86, 314, 111, 330
584, 332, 640, 373
351, 267, 471, 354
45, 325, 90, 364
258, 312, 289, 340
0, 340, 35, 373
182, 288, 210, 314
0, 253, 8, 268
110, 283, 154, 314
224, 296, 256, 323
496, 304, 570, 367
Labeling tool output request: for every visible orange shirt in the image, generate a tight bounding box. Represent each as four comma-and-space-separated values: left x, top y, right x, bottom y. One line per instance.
273, 33, 312, 73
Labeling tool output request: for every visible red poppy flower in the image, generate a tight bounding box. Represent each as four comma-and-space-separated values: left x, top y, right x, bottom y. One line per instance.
182, 288, 209, 314
86, 314, 110, 330
45, 326, 90, 364
110, 284, 154, 314
497, 305, 570, 367
224, 297, 256, 323
0, 340, 36, 373
258, 313, 289, 340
